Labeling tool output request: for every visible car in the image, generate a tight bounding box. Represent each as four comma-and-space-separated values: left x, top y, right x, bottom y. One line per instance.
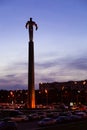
37, 112, 47, 119
0, 118, 17, 130
0, 109, 28, 122
55, 115, 71, 124
73, 111, 87, 119
28, 113, 41, 121
69, 114, 82, 121
38, 117, 56, 126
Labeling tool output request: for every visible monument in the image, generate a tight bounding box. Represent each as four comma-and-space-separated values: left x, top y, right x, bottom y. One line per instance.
26, 18, 38, 108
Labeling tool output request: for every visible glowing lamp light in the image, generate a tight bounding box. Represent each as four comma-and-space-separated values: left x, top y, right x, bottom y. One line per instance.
45, 89, 48, 94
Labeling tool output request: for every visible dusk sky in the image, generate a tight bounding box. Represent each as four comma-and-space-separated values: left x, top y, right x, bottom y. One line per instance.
0, 0, 87, 90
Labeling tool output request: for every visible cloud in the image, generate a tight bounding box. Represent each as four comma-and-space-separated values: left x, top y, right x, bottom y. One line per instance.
5, 62, 27, 72
67, 57, 87, 70
41, 56, 87, 71
35, 55, 87, 85
0, 62, 28, 90
0, 74, 28, 90
0, 55, 87, 90
35, 60, 58, 69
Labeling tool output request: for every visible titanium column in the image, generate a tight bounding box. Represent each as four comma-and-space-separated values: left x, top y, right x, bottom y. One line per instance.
26, 18, 38, 108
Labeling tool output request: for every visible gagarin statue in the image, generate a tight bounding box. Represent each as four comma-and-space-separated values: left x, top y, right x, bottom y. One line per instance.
25, 18, 38, 42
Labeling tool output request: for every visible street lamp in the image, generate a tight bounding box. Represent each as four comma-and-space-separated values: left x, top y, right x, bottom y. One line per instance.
10, 91, 15, 105
45, 89, 48, 106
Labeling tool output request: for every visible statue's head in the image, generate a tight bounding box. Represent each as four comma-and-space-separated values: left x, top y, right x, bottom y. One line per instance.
30, 18, 32, 21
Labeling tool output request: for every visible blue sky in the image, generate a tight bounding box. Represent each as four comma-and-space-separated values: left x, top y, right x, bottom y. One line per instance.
0, 0, 87, 90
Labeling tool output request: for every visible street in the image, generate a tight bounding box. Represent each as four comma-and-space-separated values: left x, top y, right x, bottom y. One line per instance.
17, 119, 87, 130
17, 120, 38, 130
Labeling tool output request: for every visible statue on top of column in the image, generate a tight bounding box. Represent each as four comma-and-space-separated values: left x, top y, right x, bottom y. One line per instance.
25, 18, 38, 42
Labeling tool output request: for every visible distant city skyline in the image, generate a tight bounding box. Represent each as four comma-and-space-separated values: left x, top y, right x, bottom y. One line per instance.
0, 0, 87, 90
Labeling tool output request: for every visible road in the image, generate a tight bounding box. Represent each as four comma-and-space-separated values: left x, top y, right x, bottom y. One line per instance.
17, 121, 38, 130
17, 119, 87, 130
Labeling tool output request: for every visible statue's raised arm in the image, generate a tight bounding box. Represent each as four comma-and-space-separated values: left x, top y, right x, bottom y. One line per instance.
26, 18, 38, 42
